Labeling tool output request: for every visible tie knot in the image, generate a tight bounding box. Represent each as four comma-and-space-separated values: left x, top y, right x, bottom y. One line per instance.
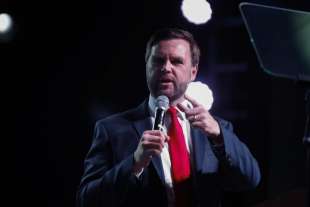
168, 106, 177, 114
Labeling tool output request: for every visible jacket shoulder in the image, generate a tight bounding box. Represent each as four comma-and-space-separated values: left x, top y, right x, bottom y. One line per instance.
95, 101, 148, 127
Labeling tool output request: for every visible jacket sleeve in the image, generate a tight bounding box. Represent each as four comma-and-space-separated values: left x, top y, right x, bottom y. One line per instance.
76, 121, 140, 207
211, 118, 261, 191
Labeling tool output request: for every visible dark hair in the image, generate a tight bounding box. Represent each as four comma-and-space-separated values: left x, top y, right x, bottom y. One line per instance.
145, 28, 200, 66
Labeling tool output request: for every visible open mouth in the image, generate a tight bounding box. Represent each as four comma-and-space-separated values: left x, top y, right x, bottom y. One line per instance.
158, 79, 174, 90
159, 77, 174, 84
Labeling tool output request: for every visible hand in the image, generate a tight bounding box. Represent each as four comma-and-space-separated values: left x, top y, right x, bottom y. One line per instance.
178, 94, 222, 143
133, 130, 169, 170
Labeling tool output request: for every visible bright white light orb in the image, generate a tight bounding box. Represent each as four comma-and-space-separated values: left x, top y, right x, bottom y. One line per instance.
0, 13, 13, 33
181, 0, 212, 24
185, 81, 214, 110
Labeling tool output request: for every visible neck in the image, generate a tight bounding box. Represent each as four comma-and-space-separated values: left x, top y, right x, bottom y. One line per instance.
170, 95, 185, 106
150, 93, 185, 107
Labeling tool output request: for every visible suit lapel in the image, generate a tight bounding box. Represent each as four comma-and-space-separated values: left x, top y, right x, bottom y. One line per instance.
192, 127, 219, 173
191, 127, 208, 172
132, 100, 166, 184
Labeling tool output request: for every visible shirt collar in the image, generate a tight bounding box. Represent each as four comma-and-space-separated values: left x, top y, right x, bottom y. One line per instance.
148, 94, 192, 121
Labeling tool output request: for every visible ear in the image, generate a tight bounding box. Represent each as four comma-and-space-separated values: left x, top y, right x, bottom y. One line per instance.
190, 64, 198, 81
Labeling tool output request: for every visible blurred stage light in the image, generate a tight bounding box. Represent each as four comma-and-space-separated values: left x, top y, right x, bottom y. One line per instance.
0, 13, 13, 34
181, 0, 212, 25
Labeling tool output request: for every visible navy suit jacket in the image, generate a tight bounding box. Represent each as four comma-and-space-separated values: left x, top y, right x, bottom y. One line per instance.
77, 100, 261, 207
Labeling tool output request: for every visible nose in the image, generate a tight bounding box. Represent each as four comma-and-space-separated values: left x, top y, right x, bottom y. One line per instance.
161, 59, 173, 73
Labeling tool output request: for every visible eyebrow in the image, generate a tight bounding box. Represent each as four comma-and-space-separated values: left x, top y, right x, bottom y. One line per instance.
171, 56, 184, 61
152, 53, 184, 59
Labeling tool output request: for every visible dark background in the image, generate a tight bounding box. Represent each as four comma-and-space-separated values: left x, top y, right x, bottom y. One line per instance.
5, 0, 309, 206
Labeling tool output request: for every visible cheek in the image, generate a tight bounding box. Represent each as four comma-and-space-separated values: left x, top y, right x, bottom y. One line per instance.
146, 64, 154, 77
146, 67, 158, 83
176, 68, 194, 82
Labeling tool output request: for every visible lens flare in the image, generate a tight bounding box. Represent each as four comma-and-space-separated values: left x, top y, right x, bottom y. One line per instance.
181, 0, 212, 25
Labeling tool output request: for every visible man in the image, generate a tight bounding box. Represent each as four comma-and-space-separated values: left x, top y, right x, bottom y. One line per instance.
77, 28, 261, 207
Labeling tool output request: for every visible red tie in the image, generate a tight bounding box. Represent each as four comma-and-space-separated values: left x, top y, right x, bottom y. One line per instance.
167, 106, 192, 206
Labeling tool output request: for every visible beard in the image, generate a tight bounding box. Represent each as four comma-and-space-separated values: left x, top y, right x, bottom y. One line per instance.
147, 76, 188, 103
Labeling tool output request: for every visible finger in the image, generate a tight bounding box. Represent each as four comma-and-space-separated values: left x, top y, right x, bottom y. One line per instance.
184, 94, 200, 107
144, 131, 166, 141
188, 114, 198, 122
191, 120, 205, 129
146, 130, 163, 136
143, 133, 162, 140
184, 106, 204, 116
189, 113, 208, 122
142, 141, 164, 151
146, 149, 162, 157
177, 103, 189, 113
165, 135, 170, 142
143, 135, 165, 147
148, 130, 167, 141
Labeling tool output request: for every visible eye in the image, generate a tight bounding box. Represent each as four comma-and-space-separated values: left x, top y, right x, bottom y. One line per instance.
171, 58, 184, 65
152, 56, 165, 65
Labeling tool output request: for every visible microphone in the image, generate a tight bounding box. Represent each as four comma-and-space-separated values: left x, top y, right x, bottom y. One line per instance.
153, 95, 169, 131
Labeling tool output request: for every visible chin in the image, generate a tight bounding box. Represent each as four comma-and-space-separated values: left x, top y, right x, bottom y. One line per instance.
155, 90, 174, 99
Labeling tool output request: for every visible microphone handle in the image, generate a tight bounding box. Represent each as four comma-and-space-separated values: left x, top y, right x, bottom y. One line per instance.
153, 108, 165, 130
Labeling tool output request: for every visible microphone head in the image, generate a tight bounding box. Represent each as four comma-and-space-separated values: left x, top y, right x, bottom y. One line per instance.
155, 95, 169, 110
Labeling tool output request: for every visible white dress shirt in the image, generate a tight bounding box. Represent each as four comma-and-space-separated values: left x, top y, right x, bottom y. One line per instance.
148, 95, 194, 206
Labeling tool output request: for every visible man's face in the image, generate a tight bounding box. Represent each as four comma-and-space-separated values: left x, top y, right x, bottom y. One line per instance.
146, 39, 198, 103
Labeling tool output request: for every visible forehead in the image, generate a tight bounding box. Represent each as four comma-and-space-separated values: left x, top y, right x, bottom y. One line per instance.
150, 39, 191, 57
